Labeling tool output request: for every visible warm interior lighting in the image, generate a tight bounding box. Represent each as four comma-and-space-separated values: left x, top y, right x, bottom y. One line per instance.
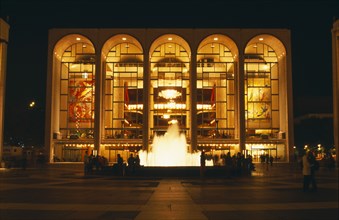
259, 37, 264, 41
197, 104, 213, 110
213, 37, 218, 41
82, 71, 88, 78
168, 37, 173, 41
122, 37, 127, 41
158, 89, 182, 99
168, 119, 178, 124
154, 102, 186, 110
127, 104, 143, 110
76, 37, 81, 41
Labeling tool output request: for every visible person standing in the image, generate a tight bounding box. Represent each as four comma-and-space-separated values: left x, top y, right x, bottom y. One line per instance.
127, 154, 135, 174
302, 151, 317, 192
84, 151, 90, 175
269, 155, 274, 166
302, 151, 311, 192
200, 151, 206, 178
117, 154, 124, 176
308, 151, 318, 191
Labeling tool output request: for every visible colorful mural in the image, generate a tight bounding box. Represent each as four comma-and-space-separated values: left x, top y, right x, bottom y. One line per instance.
68, 79, 94, 122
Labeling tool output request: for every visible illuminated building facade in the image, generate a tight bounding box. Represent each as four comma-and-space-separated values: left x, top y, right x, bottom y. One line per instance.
0, 18, 10, 164
45, 28, 294, 164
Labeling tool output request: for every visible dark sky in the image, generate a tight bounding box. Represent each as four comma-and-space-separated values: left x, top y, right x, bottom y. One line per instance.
1, 0, 338, 146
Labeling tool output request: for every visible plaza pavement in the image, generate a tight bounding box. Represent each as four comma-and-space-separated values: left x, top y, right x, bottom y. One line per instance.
0, 163, 338, 220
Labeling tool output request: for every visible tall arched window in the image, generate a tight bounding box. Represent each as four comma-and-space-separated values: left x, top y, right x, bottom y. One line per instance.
197, 36, 236, 139
104, 38, 143, 139
59, 42, 96, 140
150, 36, 190, 137
244, 42, 279, 138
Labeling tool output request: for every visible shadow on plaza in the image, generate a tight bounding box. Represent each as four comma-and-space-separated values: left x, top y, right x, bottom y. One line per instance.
85, 164, 255, 178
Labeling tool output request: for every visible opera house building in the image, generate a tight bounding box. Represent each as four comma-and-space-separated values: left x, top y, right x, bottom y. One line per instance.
45, 28, 294, 165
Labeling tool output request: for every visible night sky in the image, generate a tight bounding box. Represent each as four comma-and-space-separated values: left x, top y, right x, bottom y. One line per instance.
1, 0, 338, 147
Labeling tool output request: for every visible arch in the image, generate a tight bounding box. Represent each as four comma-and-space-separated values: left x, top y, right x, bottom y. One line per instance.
102, 34, 144, 141
245, 34, 286, 59
53, 34, 95, 61
149, 34, 191, 58
198, 34, 239, 59
52, 34, 96, 140
102, 34, 143, 58
243, 34, 288, 161
148, 34, 191, 138
196, 34, 238, 140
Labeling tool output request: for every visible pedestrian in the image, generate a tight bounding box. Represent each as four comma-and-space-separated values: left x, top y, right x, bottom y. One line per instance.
308, 151, 318, 191
117, 154, 124, 176
200, 151, 206, 178
269, 155, 274, 166
265, 153, 269, 170
84, 151, 90, 175
302, 150, 317, 192
127, 154, 135, 174
135, 155, 140, 168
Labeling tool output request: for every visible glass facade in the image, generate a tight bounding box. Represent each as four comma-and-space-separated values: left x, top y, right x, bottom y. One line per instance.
197, 39, 235, 140
46, 29, 292, 164
150, 40, 190, 137
104, 41, 144, 140
244, 42, 284, 161
59, 42, 96, 140
245, 43, 279, 136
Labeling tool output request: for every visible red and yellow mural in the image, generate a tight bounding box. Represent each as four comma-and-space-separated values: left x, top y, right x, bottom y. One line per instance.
68, 79, 94, 122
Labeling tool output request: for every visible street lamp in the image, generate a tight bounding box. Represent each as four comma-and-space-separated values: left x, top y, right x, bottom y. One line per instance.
317, 144, 322, 158
29, 101, 35, 108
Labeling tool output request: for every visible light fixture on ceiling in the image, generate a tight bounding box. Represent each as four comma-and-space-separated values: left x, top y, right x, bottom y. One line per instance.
159, 89, 182, 100
162, 114, 170, 119
82, 71, 88, 79
168, 119, 178, 125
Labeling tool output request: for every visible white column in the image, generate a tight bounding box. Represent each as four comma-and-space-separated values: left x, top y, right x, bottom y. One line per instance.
238, 53, 246, 152
0, 19, 9, 163
190, 50, 197, 152
94, 51, 102, 153
143, 50, 150, 151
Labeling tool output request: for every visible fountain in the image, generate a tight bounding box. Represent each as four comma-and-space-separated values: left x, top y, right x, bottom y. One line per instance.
139, 123, 201, 166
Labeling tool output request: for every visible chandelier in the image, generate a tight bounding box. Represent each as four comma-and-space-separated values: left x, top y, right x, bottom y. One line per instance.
158, 89, 181, 100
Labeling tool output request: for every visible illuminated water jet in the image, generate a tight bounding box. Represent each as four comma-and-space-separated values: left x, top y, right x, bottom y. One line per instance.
139, 124, 200, 166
